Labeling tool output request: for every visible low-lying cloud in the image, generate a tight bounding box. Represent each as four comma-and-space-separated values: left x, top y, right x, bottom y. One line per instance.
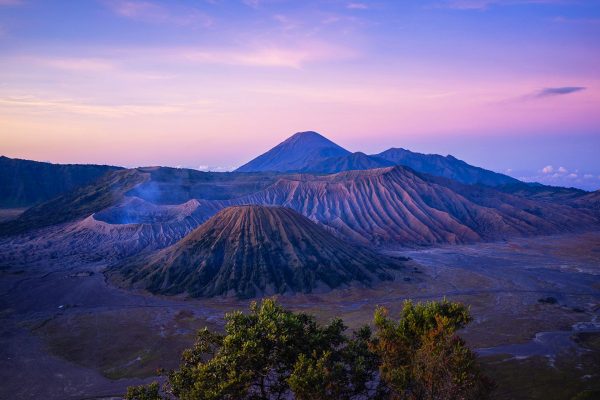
513, 164, 600, 191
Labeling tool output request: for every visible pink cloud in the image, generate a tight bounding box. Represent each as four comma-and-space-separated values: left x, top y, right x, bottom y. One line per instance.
105, 0, 213, 27
32, 57, 116, 72
174, 42, 357, 68
542, 165, 553, 173
0, 95, 189, 117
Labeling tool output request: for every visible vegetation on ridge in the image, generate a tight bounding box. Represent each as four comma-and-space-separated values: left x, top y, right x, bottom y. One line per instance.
125, 298, 493, 400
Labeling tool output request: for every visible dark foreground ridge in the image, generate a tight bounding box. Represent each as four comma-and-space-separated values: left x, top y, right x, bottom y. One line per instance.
113, 205, 407, 298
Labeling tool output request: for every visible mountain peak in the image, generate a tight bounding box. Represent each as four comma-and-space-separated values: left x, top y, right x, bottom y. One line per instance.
235, 131, 350, 172
280, 131, 341, 148
287, 130, 325, 140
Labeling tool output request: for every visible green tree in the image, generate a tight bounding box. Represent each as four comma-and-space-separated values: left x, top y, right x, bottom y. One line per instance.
288, 325, 382, 400
167, 298, 371, 400
126, 381, 162, 400
371, 299, 494, 399
126, 298, 492, 400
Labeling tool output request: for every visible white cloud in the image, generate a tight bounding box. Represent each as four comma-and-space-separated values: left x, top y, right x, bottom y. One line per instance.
557, 166, 567, 173
196, 165, 234, 172
542, 165, 553, 174
567, 173, 578, 179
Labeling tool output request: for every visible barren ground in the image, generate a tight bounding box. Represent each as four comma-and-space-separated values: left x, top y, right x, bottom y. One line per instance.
0, 231, 599, 399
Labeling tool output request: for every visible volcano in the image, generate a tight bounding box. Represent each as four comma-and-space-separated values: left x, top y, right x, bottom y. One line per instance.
115, 205, 406, 298
235, 131, 350, 172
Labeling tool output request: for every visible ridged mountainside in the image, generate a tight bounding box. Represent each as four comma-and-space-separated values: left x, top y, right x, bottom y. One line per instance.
115, 205, 405, 298
233, 166, 596, 246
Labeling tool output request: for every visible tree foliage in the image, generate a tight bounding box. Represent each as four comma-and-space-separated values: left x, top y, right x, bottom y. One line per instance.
126, 298, 493, 400
371, 300, 494, 399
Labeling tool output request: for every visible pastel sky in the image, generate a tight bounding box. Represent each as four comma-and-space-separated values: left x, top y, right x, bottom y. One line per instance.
1, 0, 599, 189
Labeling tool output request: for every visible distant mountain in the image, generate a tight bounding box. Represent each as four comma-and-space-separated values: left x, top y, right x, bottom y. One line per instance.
235, 131, 350, 172
301, 152, 393, 174
234, 132, 522, 187
0, 156, 122, 208
495, 181, 587, 203
114, 205, 405, 298
374, 148, 518, 187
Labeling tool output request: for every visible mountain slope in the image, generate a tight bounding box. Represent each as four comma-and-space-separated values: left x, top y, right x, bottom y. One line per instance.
301, 152, 393, 173
232, 167, 596, 246
572, 190, 600, 213
115, 205, 405, 297
374, 148, 518, 187
235, 131, 350, 172
0, 156, 122, 207
0, 169, 148, 235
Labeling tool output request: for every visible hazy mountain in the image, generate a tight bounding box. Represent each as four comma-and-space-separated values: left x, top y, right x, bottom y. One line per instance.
0, 156, 122, 208
301, 152, 393, 173
234, 132, 523, 188
235, 131, 350, 172
114, 205, 405, 298
496, 181, 587, 203
374, 148, 518, 187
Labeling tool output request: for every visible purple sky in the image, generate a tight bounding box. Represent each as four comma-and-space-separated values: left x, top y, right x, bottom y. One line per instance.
0, 0, 599, 189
